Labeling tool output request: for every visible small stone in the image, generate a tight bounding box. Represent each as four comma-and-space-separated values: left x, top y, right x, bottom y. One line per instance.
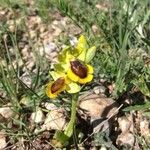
45, 102, 57, 110
29, 30, 36, 39
0, 106, 13, 119
7, 20, 15, 32
95, 2, 109, 12
92, 24, 98, 33
51, 26, 62, 37
20, 73, 32, 87
79, 93, 118, 119
44, 43, 57, 55
69, 36, 77, 46
140, 118, 150, 138
39, 25, 46, 33
93, 86, 106, 95
116, 132, 135, 147
100, 146, 107, 150
0, 131, 7, 149
31, 109, 45, 123
26, 61, 35, 70
118, 116, 133, 133
43, 108, 67, 130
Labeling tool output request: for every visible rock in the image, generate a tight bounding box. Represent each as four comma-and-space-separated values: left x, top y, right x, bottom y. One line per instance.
116, 132, 135, 148
79, 93, 118, 119
140, 118, 150, 138
43, 108, 67, 130
0, 106, 13, 119
118, 116, 133, 133
100, 146, 107, 150
29, 30, 36, 39
93, 86, 106, 95
0, 131, 7, 149
45, 102, 57, 110
26, 60, 35, 70
31, 109, 45, 123
38, 42, 58, 63
69, 36, 77, 46
92, 24, 99, 33
117, 115, 136, 148
95, 2, 109, 12
7, 20, 15, 32
20, 73, 32, 87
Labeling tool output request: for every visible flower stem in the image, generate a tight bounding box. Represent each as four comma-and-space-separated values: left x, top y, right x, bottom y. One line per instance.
53, 93, 79, 146
64, 93, 79, 137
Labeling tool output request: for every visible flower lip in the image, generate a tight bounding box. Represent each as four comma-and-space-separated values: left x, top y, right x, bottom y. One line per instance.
70, 60, 87, 78
51, 77, 65, 94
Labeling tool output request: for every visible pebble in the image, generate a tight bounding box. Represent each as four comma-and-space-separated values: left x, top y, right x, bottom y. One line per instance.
0, 131, 7, 149
0, 106, 13, 119
30, 109, 45, 123
43, 108, 67, 130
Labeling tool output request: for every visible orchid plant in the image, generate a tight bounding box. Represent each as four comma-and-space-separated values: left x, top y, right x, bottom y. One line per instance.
46, 35, 96, 146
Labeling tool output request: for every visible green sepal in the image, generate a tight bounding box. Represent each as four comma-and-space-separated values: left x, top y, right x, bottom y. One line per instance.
66, 82, 81, 93
77, 49, 86, 61
85, 46, 96, 63
49, 71, 64, 80
57, 46, 70, 62
54, 63, 64, 72
76, 35, 88, 53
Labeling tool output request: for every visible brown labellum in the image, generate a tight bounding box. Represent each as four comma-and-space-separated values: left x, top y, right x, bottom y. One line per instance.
70, 60, 87, 78
51, 77, 65, 94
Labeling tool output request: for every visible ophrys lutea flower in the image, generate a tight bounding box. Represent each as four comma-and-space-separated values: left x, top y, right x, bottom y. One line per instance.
46, 77, 66, 98
46, 72, 81, 99
67, 59, 93, 84
45, 35, 96, 147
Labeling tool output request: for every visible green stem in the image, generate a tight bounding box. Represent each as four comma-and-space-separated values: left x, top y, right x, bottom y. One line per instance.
64, 93, 79, 137
53, 93, 79, 146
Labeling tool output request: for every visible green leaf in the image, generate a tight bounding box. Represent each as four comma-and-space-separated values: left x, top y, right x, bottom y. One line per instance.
123, 102, 150, 111
85, 46, 96, 63
53, 130, 69, 147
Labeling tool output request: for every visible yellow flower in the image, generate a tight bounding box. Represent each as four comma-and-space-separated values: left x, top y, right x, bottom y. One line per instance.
46, 35, 96, 98
46, 72, 81, 99
67, 60, 93, 84
46, 77, 66, 99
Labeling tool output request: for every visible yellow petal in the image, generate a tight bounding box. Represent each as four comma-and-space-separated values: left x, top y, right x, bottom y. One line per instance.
67, 68, 79, 82
78, 74, 93, 84
46, 83, 58, 99
87, 65, 94, 74
66, 82, 81, 93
